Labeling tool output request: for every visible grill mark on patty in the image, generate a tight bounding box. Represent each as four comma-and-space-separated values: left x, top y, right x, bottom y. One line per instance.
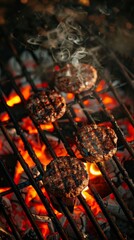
65, 157, 85, 190
56, 157, 80, 195
92, 126, 110, 155
46, 90, 64, 116
76, 124, 117, 162
56, 157, 72, 195
105, 127, 117, 147
38, 92, 54, 121
43, 157, 89, 198
53, 159, 66, 194
55, 64, 97, 94
26, 90, 66, 124
79, 125, 104, 156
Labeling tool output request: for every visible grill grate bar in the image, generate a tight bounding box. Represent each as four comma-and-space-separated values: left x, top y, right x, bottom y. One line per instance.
96, 39, 134, 90
75, 94, 96, 124
66, 99, 134, 195
0, 86, 44, 174
65, 99, 134, 227
0, 65, 101, 238
110, 52, 134, 90
0, 58, 99, 239
22, 79, 76, 158
104, 78, 134, 127
78, 194, 107, 240
93, 91, 134, 157
0, 197, 22, 240
0, 86, 111, 238
66, 111, 127, 239
97, 162, 134, 228
0, 154, 44, 240
0, 62, 58, 160
65, 95, 134, 224
90, 185, 125, 240
113, 156, 134, 196
0, 175, 42, 197
32, 120, 57, 159
4, 61, 75, 160
0, 123, 69, 240
56, 198, 85, 240
53, 122, 76, 157
0, 21, 134, 239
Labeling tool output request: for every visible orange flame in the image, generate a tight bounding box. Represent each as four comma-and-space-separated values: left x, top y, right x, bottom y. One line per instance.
82, 190, 101, 216
89, 163, 101, 176
103, 95, 117, 106
6, 85, 31, 107
0, 79, 132, 237
7, 95, 21, 107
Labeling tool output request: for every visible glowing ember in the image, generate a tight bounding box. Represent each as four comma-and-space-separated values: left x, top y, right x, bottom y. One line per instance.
102, 94, 117, 106
79, 0, 90, 6
74, 117, 82, 122
0, 76, 133, 238
89, 163, 101, 176
82, 190, 101, 216
6, 85, 32, 107
66, 93, 74, 100
96, 80, 106, 92
7, 95, 21, 107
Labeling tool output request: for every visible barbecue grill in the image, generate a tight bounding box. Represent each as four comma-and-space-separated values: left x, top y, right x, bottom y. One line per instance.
0, 1, 134, 239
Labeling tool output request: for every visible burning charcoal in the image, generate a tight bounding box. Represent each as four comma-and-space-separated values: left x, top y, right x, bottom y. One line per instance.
55, 63, 97, 94
26, 89, 66, 124
104, 182, 134, 222
12, 166, 43, 202
43, 156, 89, 198
30, 166, 43, 188
1, 197, 12, 216
75, 124, 117, 163
104, 197, 130, 221
104, 159, 123, 184
22, 228, 38, 240
88, 176, 111, 198
64, 215, 88, 240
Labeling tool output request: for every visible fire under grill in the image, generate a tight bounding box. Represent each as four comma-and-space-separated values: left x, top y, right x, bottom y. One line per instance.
0, 1, 134, 240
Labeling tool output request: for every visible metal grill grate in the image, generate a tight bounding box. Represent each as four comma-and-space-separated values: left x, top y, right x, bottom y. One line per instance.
0, 15, 134, 240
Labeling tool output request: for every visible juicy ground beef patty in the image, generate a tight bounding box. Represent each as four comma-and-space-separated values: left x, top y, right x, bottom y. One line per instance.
43, 156, 89, 198
26, 89, 66, 124
55, 63, 97, 94
76, 124, 117, 163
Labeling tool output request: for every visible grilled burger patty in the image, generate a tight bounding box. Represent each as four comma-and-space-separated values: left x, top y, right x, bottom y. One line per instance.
55, 63, 97, 94
26, 89, 66, 124
76, 124, 117, 162
43, 156, 89, 198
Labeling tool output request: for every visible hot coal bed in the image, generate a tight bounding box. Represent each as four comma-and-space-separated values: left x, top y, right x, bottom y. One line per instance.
0, 1, 134, 240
